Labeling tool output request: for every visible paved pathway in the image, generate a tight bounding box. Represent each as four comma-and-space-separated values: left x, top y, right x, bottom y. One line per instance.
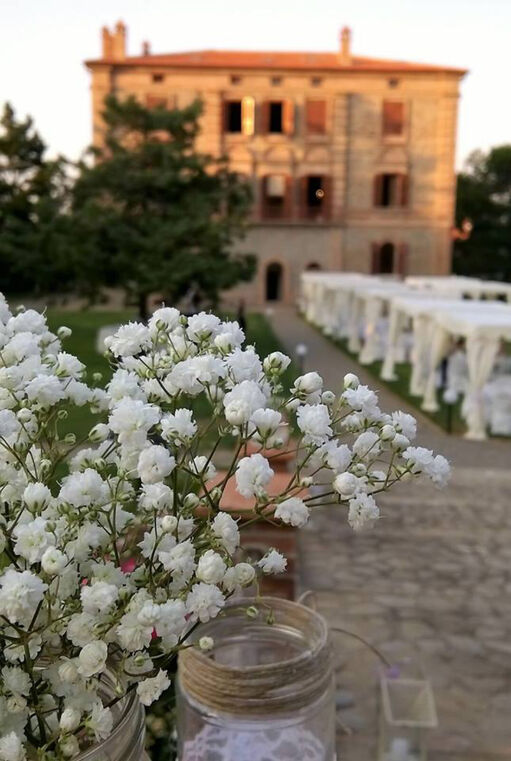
268, 307, 511, 760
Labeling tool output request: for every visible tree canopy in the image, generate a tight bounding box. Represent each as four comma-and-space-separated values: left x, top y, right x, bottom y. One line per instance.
453, 146, 511, 281
70, 95, 255, 318
0, 103, 72, 295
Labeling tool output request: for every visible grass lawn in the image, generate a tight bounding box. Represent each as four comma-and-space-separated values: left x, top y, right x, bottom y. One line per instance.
317, 329, 465, 434
45, 309, 299, 444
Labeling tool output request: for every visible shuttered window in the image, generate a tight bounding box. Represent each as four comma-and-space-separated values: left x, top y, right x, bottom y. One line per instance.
299, 176, 331, 220
382, 101, 405, 136
263, 100, 294, 134
373, 173, 408, 207
305, 100, 327, 135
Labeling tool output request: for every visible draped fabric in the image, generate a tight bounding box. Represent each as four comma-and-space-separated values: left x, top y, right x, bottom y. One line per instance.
461, 336, 501, 440
359, 298, 384, 365
410, 315, 435, 397
381, 307, 402, 381
421, 326, 450, 413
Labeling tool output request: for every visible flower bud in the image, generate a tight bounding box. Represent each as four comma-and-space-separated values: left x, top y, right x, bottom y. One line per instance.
351, 463, 367, 477
64, 433, 76, 445
89, 423, 110, 443
343, 373, 359, 390
300, 476, 313, 487
17, 408, 33, 423
58, 326, 72, 339
92, 372, 103, 384
60, 707, 81, 733
57, 409, 68, 420
6, 695, 27, 714
161, 515, 177, 533
391, 434, 410, 451
380, 424, 396, 441
183, 493, 200, 510
321, 390, 336, 406
333, 472, 359, 497
246, 605, 259, 619
58, 660, 79, 684
209, 487, 222, 503
199, 636, 214, 651
60, 735, 80, 758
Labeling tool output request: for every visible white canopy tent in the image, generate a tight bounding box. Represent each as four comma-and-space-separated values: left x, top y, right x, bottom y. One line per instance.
420, 306, 511, 439
406, 275, 511, 302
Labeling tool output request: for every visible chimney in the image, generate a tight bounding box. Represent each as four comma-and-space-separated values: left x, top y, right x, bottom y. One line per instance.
142, 40, 151, 56
112, 20, 127, 60
101, 26, 113, 58
338, 26, 352, 65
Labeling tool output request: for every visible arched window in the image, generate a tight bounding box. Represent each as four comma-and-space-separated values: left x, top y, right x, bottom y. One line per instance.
266, 263, 283, 301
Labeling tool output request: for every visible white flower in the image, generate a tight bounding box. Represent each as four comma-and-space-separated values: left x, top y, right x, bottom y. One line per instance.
403, 447, 450, 486
109, 398, 160, 439
66, 613, 96, 648
55, 352, 85, 379
343, 373, 359, 389
323, 442, 352, 473
296, 404, 332, 444
149, 307, 180, 333
1, 666, 31, 696
88, 702, 113, 741
25, 374, 65, 406
235, 454, 274, 498
190, 455, 216, 482
353, 431, 381, 460
154, 600, 187, 649
187, 312, 221, 342
226, 347, 262, 383
159, 541, 196, 585
186, 583, 225, 623
116, 612, 153, 652
140, 482, 174, 512
58, 660, 79, 684
223, 380, 267, 425
108, 322, 150, 357
137, 445, 175, 484
348, 493, 380, 530
263, 351, 291, 374
343, 385, 380, 418
59, 469, 108, 508
13, 518, 54, 565
81, 582, 118, 616
41, 547, 67, 576
136, 669, 170, 706
161, 409, 197, 445
392, 411, 417, 440
333, 472, 365, 498
211, 513, 240, 554
78, 641, 108, 678
249, 408, 282, 440
0, 569, 47, 626
0, 732, 25, 761
59, 735, 79, 758
274, 497, 309, 527
0, 410, 20, 438
196, 550, 227, 585
293, 372, 323, 395
223, 563, 255, 592
258, 549, 287, 574
380, 424, 396, 441
59, 707, 81, 733
22, 482, 52, 511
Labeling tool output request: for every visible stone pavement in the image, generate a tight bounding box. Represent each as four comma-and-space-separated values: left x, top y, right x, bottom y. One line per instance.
267, 307, 511, 760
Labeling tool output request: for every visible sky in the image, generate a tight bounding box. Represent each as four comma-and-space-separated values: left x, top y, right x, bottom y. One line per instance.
0, 0, 509, 167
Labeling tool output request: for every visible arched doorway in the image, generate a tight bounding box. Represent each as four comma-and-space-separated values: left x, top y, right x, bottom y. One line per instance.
372, 242, 395, 274
265, 262, 283, 301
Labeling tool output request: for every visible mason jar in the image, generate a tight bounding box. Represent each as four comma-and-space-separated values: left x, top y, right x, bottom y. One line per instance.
76, 673, 147, 761
177, 596, 335, 761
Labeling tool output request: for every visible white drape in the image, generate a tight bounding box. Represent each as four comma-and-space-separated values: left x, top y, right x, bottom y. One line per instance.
421, 326, 450, 413
359, 298, 383, 365
461, 336, 501, 440
410, 315, 435, 397
347, 297, 363, 354
380, 307, 402, 381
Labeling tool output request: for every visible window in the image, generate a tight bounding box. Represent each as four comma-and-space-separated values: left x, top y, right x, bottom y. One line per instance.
305, 99, 327, 135
300, 176, 330, 219
271, 76, 282, 86
372, 243, 395, 274
382, 101, 405, 136
152, 73, 164, 83
231, 75, 242, 85
265, 263, 283, 301
311, 77, 323, 87
261, 175, 289, 219
388, 78, 400, 89
146, 95, 167, 108
373, 173, 408, 207
263, 100, 294, 135
225, 101, 242, 132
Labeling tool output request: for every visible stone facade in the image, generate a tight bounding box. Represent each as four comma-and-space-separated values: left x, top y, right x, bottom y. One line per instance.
86, 23, 466, 306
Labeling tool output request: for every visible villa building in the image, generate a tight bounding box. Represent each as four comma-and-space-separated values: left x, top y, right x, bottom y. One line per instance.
85, 23, 466, 305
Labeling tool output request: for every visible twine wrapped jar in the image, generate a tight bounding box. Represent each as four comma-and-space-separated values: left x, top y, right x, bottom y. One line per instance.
177, 597, 335, 761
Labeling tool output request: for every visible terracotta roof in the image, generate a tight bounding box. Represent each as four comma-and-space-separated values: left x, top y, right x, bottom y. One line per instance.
85, 49, 466, 75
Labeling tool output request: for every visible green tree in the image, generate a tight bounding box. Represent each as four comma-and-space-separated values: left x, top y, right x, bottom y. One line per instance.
0, 103, 72, 295
453, 146, 511, 281
71, 95, 255, 319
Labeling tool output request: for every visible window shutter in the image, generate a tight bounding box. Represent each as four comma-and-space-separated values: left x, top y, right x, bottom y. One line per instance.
322, 176, 332, 219
305, 100, 327, 134
241, 96, 255, 136
371, 243, 382, 274
261, 101, 270, 134
283, 100, 294, 135
373, 174, 383, 207
397, 244, 409, 276
383, 101, 404, 136
400, 174, 409, 207
284, 175, 293, 218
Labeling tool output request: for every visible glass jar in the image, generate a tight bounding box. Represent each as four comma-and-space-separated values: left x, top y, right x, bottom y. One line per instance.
76, 675, 147, 761
177, 596, 335, 761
